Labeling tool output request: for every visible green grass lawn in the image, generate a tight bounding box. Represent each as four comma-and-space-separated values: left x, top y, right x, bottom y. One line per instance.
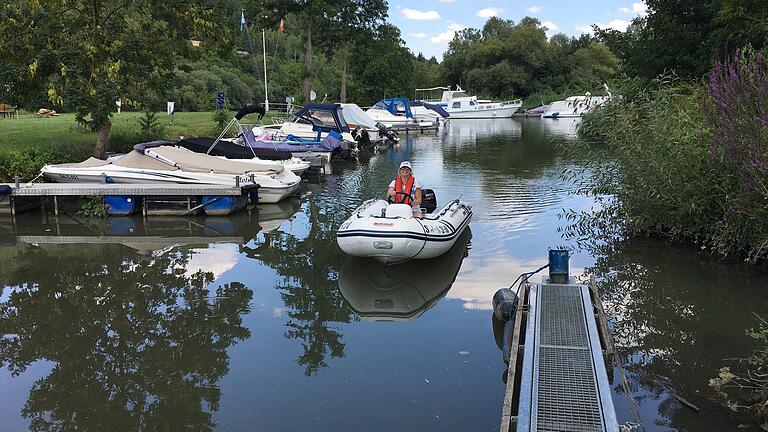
0, 110, 282, 181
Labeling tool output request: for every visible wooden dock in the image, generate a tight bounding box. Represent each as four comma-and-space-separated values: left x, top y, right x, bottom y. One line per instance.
0, 183, 258, 216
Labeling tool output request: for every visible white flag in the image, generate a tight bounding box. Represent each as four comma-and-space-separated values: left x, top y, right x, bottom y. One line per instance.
167, 102, 175, 115
240, 10, 245, 32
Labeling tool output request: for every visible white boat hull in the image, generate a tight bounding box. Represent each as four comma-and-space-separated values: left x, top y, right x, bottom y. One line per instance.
337, 199, 472, 263
447, 105, 520, 119
41, 166, 301, 204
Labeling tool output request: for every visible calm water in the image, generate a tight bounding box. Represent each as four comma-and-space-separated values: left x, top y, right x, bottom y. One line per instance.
2, 118, 768, 431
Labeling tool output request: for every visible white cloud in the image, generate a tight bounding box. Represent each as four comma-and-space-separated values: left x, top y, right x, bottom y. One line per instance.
447, 22, 465, 31
402, 8, 440, 20
619, 2, 647, 16
410, 32, 428, 38
580, 19, 631, 34
527, 6, 542, 13
477, 7, 503, 18
541, 20, 559, 31
431, 30, 457, 44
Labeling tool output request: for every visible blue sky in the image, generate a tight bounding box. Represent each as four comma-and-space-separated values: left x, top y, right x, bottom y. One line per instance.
387, 0, 648, 59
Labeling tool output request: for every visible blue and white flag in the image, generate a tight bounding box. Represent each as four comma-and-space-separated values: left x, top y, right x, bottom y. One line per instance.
240, 10, 245, 32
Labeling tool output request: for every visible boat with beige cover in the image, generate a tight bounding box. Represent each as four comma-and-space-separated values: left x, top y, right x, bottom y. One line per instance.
41, 145, 302, 203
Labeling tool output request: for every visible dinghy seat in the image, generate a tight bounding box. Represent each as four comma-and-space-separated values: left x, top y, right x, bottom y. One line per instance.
360, 200, 388, 217
385, 204, 413, 218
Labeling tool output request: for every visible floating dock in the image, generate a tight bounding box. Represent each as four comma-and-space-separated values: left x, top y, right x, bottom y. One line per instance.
501, 276, 617, 432
0, 183, 259, 216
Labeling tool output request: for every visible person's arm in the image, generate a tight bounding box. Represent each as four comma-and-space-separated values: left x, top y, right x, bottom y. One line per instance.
387, 187, 396, 198
413, 188, 422, 206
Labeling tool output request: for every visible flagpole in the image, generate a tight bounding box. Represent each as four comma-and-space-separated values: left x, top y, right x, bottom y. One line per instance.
262, 29, 269, 112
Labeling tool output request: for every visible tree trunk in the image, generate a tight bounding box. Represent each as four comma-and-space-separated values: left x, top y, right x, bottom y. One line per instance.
93, 119, 111, 159
303, 22, 312, 105
340, 41, 349, 103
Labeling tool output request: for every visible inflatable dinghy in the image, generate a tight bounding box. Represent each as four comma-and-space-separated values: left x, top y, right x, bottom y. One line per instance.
337, 198, 472, 263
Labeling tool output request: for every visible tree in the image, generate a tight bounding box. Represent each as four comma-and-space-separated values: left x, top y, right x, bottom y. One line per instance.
0, 0, 231, 159
319, 0, 388, 102
595, 0, 768, 80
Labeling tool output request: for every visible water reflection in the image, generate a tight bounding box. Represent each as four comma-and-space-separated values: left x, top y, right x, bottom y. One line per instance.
0, 240, 252, 430
338, 229, 471, 322
243, 196, 354, 376
586, 238, 768, 429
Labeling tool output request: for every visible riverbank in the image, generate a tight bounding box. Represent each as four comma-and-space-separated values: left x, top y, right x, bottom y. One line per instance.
0, 111, 280, 181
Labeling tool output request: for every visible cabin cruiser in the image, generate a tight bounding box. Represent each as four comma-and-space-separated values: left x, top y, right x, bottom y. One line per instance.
253, 103, 356, 143
41, 144, 302, 203
416, 85, 522, 119
337, 229, 470, 322
337, 195, 472, 264
365, 98, 447, 129
541, 84, 612, 118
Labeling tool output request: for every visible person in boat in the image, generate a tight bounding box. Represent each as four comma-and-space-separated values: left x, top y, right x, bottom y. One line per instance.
387, 161, 423, 218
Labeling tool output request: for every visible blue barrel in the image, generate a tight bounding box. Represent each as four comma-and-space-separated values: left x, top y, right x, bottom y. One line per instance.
548, 249, 569, 284
104, 196, 138, 216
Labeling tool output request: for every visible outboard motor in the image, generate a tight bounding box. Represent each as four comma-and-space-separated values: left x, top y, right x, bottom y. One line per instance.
421, 188, 437, 213
376, 122, 399, 143
352, 127, 374, 151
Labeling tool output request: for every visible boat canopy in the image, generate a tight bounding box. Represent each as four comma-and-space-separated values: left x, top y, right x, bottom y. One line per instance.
286, 103, 350, 133
372, 98, 413, 119
411, 100, 450, 118
339, 104, 379, 129
170, 137, 293, 160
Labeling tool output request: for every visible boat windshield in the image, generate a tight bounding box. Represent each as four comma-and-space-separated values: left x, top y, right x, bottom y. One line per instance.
288, 108, 342, 130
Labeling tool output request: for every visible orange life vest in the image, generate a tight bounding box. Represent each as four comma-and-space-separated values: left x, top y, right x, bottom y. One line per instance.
394, 176, 415, 205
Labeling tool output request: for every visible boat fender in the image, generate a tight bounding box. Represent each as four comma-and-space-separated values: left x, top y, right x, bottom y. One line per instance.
492, 288, 518, 322
502, 320, 515, 365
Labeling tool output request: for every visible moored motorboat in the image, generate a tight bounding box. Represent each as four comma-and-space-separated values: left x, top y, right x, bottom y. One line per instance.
336, 198, 472, 263
416, 85, 521, 119
41, 145, 302, 203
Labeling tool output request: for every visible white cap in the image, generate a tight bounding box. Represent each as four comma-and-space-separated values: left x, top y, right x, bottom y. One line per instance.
399, 161, 412, 170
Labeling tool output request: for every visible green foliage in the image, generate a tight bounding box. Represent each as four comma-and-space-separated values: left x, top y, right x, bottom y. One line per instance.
0, 0, 234, 157
78, 195, 107, 218
442, 17, 620, 101
595, 0, 768, 80
139, 110, 164, 136
213, 109, 231, 131
567, 71, 768, 261
0, 147, 72, 182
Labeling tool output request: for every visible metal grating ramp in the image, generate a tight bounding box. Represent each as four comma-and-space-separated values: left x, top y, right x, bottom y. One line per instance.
516, 282, 618, 432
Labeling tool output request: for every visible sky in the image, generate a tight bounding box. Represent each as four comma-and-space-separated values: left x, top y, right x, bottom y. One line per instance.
387, 0, 648, 60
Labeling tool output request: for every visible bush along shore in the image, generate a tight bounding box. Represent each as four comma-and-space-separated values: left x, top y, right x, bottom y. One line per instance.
567, 49, 768, 425
572, 50, 768, 263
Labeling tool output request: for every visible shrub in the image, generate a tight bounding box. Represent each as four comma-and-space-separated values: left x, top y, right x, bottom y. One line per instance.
707, 50, 768, 260
569, 74, 728, 251
0, 147, 74, 181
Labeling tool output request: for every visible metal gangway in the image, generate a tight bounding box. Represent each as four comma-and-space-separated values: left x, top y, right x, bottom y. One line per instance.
500, 251, 619, 432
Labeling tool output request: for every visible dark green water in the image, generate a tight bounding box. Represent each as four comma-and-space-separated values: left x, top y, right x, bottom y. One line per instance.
1, 118, 767, 431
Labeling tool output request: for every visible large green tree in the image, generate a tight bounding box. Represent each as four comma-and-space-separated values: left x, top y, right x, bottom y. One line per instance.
441, 16, 619, 101
0, 0, 230, 159
595, 0, 768, 80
